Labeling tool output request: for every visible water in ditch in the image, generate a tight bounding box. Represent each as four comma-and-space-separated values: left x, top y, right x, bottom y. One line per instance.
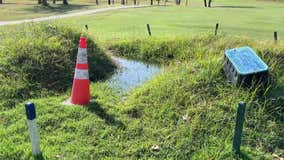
108, 56, 162, 92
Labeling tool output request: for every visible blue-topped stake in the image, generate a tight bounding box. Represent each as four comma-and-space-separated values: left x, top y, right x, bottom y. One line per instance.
233, 102, 246, 154
25, 102, 41, 156
25, 102, 36, 120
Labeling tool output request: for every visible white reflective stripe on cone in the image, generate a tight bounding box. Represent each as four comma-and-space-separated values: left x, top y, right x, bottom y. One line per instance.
77, 48, 88, 64
74, 69, 89, 80
27, 119, 41, 155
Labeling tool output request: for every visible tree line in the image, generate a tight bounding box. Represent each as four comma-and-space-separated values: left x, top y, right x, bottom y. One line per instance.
0, 0, 68, 5
38, 0, 68, 5
0, 0, 212, 7
203, 0, 212, 7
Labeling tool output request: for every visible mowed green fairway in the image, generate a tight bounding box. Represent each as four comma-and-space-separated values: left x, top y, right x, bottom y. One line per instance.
0, 0, 150, 21
61, 0, 284, 43
0, 0, 98, 21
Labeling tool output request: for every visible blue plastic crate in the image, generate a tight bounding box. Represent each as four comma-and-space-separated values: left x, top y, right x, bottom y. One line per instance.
223, 46, 269, 86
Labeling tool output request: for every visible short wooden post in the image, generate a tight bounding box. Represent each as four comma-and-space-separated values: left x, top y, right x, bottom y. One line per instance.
233, 102, 246, 154
215, 23, 219, 36
274, 31, 278, 42
147, 24, 152, 36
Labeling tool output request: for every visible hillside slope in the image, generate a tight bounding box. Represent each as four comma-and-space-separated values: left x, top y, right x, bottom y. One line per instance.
0, 35, 283, 159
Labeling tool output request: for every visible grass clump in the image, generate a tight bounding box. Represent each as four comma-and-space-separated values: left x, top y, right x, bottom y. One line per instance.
110, 35, 284, 94
0, 23, 116, 109
121, 62, 283, 159
0, 83, 124, 159
0, 34, 283, 159
110, 35, 284, 158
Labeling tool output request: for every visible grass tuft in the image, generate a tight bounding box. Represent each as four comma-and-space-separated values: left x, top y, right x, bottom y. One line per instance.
0, 23, 116, 109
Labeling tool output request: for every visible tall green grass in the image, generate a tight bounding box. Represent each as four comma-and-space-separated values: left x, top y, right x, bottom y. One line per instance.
0, 34, 283, 159
110, 34, 284, 88
110, 35, 284, 158
0, 23, 116, 109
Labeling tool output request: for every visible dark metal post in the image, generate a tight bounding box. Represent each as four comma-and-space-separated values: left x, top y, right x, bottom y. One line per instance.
233, 102, 246, 154
215, 23, 219, 36
147, 24, 152, 36
203, 0, 207, 7
274, 31, 278, 42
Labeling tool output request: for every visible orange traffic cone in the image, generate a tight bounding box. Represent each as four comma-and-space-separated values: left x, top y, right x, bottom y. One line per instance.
70, 36, 90, 105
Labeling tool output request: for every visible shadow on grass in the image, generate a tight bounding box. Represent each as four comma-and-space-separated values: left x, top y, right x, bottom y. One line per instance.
22, 4, 93, 14
232, 150, 258, 160
0, 2, 17, 5
34, 153, 45, 160
269, 85, 284, 97
238, 151, 254, 160
213, 5, 258, 9
86, 101, 126, 129
0, 2, 42, 5
266, 87, 284, 122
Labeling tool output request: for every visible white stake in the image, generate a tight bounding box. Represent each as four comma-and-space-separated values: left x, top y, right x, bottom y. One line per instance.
25, 102, 41, 156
